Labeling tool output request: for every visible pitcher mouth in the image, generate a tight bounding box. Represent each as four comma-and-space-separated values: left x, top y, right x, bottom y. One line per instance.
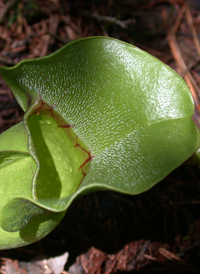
26, 100, 93, 202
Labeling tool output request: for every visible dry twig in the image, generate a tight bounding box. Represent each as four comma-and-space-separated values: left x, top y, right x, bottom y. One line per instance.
82, 11, 135, 29
0, 0, 18, 22
185, 4, 200, 60
163, 4, 200, 112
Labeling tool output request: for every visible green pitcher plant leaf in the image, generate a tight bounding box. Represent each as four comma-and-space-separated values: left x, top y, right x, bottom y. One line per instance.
0, 37, 199, 249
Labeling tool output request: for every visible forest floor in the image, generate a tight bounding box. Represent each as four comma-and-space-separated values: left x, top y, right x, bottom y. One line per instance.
0, 0, 200, 273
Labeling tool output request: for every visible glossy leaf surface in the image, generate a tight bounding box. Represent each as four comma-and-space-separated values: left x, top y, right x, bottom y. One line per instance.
0, 37, 198, 249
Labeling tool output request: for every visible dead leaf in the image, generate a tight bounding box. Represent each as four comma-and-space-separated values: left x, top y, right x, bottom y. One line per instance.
19, 252, 69, 274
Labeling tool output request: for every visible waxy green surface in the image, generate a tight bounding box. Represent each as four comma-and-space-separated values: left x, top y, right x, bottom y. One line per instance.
0, 37, 198, 249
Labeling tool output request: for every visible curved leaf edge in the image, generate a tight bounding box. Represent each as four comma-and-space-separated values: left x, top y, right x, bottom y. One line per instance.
0, 36, 194, 113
